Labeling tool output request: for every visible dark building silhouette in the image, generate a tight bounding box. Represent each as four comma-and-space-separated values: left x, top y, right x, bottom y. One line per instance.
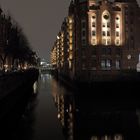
51, 0, 140, 82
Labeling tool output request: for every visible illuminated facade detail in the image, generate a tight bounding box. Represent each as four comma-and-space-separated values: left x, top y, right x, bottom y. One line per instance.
115, 15, 121, 46
60, 32, 64, 67
68, 17, 73, 69
51, 0, 140, 82
90, 14, 97, 45
102, 10, 111, 45
51, 45, 57, 66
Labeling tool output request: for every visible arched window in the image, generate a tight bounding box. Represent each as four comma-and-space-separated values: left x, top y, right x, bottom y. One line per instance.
115, 15, 121, 46
102, 10, 111, 45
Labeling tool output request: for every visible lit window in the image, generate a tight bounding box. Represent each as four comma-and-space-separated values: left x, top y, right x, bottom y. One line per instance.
92, 39, 96, 45
116, 24, 119, 28
70, 31, 73, 37
102, 39, 106, 45
115, 15, 121, 46
69, 53, 73, 60
101, 60, 106, 69
102, 11, 111, 46
102, 24, 106, 27
115, 39, 120, 46
92, 22, 96, 27
116, 60, 120, 69
69, 24, 72, 29
92, 16, 96, 19
69, 38, 73, 44
101, 59, 111, 70
102, 31, 106, 36
69, 18, 73, 24
69, 44, 72, 50
116, 31, 119, 37
116, 17, 119, 21
91, 14, 97, 45
69, 61, 72, 69
107, 22, 110, 28
92, 31, 96, 36
107, 39, 111, 45
106, 59, 111, 68
107, 31, 110, 36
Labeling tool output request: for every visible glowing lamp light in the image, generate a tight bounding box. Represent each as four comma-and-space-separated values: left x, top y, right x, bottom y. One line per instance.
24, 66, 27, 70
69, 17, 73, 24
57, 114, 61, 119
57, 36, 60, 39
4, 64, 8, 68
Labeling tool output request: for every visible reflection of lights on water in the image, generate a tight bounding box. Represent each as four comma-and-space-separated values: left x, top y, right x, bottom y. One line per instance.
44, 74, 52, 79
69, 104, 72, 112
33, 82, 38, 94
41, 74, 52, 83
69, 135, 73, 140
136, 110, 140, 124
42, 76, 46, 84
76, 109, 79, 112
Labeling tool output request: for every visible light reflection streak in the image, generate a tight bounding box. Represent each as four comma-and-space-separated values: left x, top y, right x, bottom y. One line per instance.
33, 81, 38, 94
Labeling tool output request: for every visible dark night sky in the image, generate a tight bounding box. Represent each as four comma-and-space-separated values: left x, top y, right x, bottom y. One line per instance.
0, 0, 70, 62
0, 0, 140, 62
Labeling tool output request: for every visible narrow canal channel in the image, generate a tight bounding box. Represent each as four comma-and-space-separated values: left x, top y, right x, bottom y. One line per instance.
1, 73, 140, 140
1, 73, 65, 140
27, 73, 65, 140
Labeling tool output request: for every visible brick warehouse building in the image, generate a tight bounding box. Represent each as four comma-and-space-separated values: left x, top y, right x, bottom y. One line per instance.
51, 0, 140, 82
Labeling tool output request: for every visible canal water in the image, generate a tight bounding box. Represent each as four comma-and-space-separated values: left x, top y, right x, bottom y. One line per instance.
1, 73, 140, 140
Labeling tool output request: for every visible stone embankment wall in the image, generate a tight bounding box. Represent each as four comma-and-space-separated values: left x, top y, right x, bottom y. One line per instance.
0, 68, 39, 120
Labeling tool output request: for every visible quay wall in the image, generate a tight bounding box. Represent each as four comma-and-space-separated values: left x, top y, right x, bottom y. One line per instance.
0, 68, 39, 120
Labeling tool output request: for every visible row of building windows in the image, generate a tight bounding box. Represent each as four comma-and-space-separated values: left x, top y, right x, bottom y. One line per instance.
80, 11, 121, 46
88, 11, 121, 46
91, 14, 97, 45
91, 22, 119, 29
82, 30, 120, 37
81, 19, 87, 46
82, 47, 121, 56
82, 59, 121, 70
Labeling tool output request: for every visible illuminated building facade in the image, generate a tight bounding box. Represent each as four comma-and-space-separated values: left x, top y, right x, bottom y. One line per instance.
51, 0, 140, 82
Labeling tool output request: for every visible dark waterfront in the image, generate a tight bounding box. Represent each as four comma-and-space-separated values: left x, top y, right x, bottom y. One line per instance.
1, 73, 140, 140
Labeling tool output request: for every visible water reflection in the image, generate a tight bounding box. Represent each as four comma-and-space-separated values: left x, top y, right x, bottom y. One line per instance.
51, 79, 140, 140
0, 83, 38, 140
33, 81, 38, 94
